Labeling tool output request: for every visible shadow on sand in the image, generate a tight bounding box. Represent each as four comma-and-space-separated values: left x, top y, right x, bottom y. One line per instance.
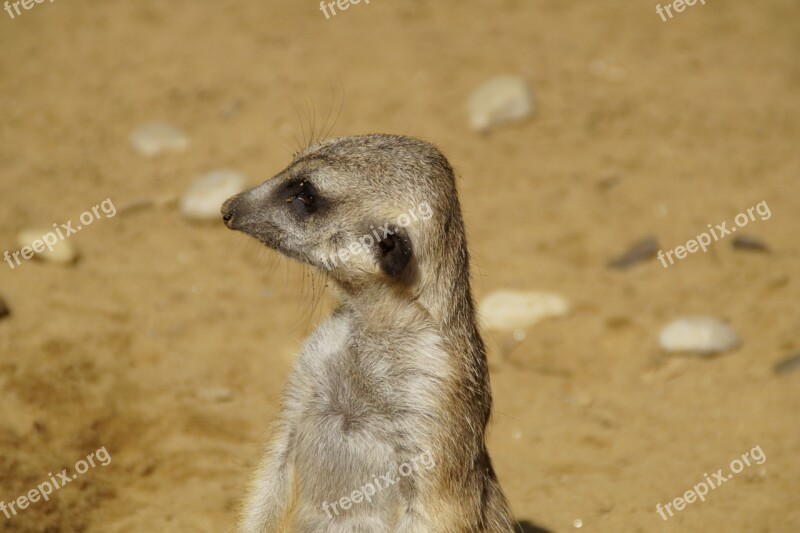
516, 519, 555, 533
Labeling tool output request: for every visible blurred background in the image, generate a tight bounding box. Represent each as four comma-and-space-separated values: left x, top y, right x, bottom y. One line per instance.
0, 0, 798, 531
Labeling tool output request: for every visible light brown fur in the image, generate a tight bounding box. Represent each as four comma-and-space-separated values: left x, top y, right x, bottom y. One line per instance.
222, 134, 515, 532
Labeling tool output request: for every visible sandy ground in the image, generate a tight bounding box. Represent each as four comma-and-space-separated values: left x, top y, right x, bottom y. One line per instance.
0, 0, 798, 531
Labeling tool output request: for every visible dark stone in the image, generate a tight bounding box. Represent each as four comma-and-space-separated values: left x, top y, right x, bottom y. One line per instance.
608, 236, 659, 269
732, 235, 770, 253
774, 352, 800, 376
0, 296, 9, 320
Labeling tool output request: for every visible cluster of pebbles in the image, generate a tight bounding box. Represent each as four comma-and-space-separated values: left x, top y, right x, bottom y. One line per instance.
0, 122, 247, 321
128, 121, 248, 222
468, 73, 780, 370
479, 289, 795, 375
3, 102, 791, 378
478, 224, 777, 368
11, 121, 245, 267
478, 291, 743, 356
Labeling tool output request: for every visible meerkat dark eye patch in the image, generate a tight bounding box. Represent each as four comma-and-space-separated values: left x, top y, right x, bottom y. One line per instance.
282, 178, 322, 215
378, 228, 413, 277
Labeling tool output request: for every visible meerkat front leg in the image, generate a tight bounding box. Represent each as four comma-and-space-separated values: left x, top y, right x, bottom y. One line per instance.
239, 360, 313, 533
393, 481, 476, 532
239, 417, 297, 533
396, 486, 514, 533
392, 465, 478, 533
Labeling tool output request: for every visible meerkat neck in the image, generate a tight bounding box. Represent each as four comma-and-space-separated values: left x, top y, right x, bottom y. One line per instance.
337, 207, 484, 365
420, 246, 482, 351
421, 210, 481, 338
338, 262, 479, 353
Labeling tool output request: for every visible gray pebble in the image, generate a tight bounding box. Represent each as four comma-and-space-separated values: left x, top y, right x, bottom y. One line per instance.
129, 122, 189, 157
467, 75, 534, 132
180, 170, 246, 221
479, 289, 570, 331
774, 352, 800, 376
17, 228, 79, 264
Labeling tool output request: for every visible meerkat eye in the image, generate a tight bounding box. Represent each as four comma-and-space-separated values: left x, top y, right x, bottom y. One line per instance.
284, 180, 318, 214
288, 190, 314, 207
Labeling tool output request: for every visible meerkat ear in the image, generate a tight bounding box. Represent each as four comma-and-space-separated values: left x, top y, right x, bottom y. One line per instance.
378, 228, 413, 277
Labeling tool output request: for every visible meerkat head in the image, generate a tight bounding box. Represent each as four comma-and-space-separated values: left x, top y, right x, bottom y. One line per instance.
221, 134, 465, 295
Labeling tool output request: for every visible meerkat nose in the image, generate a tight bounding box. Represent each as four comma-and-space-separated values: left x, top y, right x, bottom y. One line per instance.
221, 197, 236, 226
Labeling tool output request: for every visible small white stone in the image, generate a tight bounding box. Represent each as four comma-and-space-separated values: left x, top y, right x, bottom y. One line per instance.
17, 227, 79, 264
129, 122, 189, 157
659, 317, 740, 355
180, 170, 246, 221
574, 519, 583, 528
480, 290, 570, 331
467, 75, 534, 132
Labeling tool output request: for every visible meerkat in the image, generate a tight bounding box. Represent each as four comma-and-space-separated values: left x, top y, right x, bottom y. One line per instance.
222, 134, 515, 533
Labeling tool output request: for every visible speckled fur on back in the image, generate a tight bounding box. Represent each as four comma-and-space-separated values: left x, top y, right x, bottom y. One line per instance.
222, 134, 515, 532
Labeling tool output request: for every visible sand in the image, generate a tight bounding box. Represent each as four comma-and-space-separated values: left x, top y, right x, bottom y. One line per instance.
0, 0, 798, 531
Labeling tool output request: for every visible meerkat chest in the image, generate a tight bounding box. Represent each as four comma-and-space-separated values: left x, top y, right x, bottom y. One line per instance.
299, 313, 447, 424
289, 311, 448, 504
